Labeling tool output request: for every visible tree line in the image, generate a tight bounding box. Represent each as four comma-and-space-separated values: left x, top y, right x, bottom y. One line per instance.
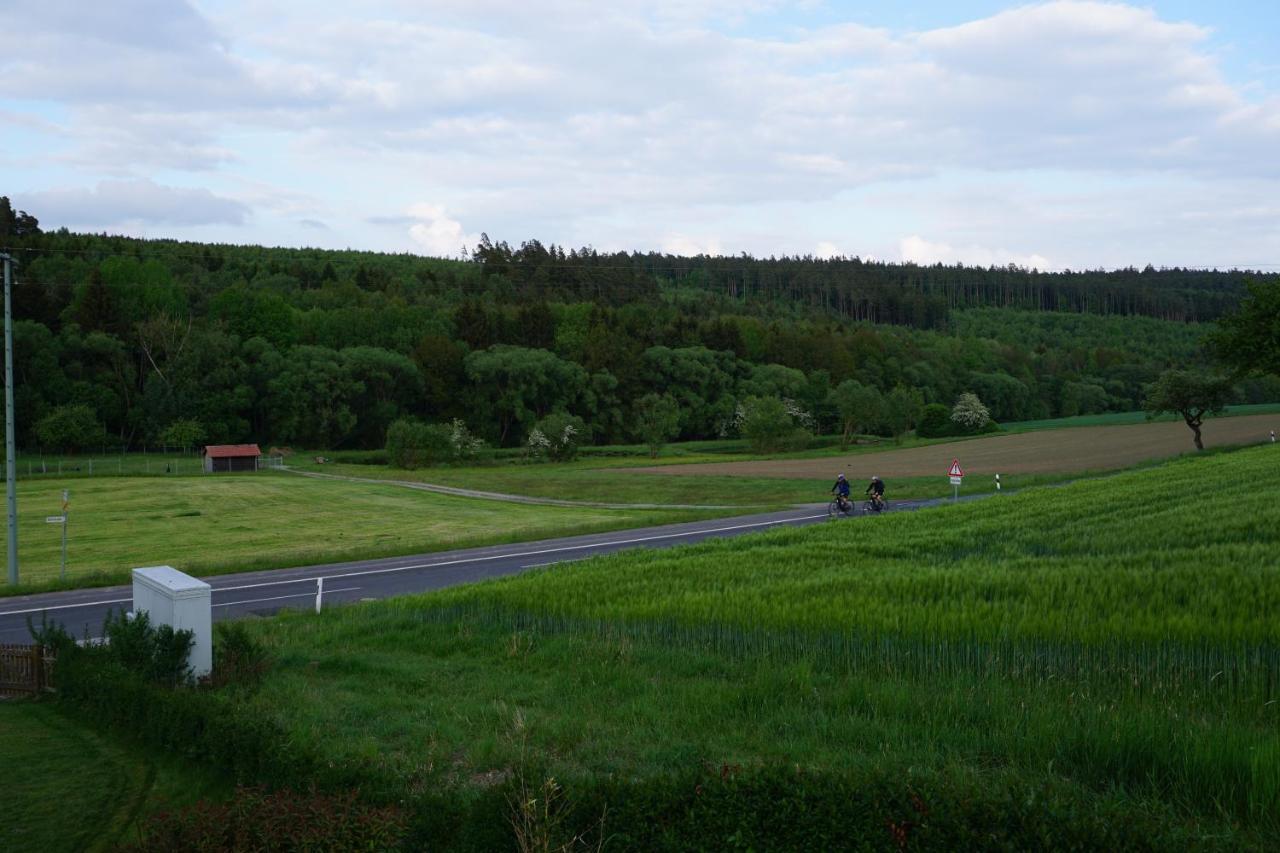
4, 198, 1277, 454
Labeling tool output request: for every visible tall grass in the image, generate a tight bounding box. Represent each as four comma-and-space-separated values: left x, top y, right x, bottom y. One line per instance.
237, 445, 1280, 838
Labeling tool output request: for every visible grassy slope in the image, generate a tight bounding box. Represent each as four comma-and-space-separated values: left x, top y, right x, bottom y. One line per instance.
0, 472, 722, 592
1000, 402, 1280, 432
288, 456, 1081, 506
237, 446, 1280, 841
0, 701, 226, 852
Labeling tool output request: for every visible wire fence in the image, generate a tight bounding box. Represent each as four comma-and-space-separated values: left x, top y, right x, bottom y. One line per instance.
3, 450, 285, 480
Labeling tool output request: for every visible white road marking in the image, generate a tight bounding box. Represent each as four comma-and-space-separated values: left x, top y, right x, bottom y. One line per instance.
213, 587, 361, 609
0, 513, 827, 617
0, 596, 131, 617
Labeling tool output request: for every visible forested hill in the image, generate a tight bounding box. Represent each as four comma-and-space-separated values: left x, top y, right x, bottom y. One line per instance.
3, 197, 1277, 452
472, 236, 1269, 326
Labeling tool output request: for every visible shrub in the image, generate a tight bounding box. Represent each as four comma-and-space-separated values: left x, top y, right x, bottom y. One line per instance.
917, 403, 954, 438
385, 418, 452, 469
122, 786, 407, 852
529, 413, 587, 462
34, 404, 105, 453
209, 621, 271, 691
386, 418, 485, 469
738, 396, 810, 453
159, 418, 206, 451
95, 610, 195, 688
951, 392, 992, 432
632, 393, 681, 458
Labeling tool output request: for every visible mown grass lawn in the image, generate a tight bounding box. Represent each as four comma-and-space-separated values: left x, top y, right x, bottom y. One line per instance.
0, 701, 226, 853
0, 472, 723, 592
233, 445, 1280, 846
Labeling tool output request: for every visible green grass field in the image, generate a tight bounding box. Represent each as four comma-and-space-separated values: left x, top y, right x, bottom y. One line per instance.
227, 444, 1280, 845
0, 473, 722, 593
0, 701, 226, 852
999, 402, 1280, 432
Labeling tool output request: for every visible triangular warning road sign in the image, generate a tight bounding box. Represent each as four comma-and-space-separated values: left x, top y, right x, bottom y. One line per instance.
948, 459, 964, 477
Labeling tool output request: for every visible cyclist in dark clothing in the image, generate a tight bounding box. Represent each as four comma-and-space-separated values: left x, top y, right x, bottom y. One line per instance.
866, 475, 885, 510
831, 473, 851, 511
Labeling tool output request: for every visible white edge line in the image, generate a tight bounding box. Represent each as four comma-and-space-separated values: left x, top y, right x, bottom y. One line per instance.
0, 596, 131, 617
1, 513, 826, 616
213, 587, 360, 609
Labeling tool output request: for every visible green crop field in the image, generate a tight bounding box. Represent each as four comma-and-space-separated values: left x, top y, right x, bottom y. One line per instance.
0, 702, 226, 852
0, 473, 721, 593
223, 445, 1280, 846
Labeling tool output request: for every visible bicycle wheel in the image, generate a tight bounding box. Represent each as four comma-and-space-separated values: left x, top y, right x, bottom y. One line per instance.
828, 499, 839, 518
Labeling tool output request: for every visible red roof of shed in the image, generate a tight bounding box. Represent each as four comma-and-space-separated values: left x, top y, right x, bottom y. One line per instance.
203, 444, 262, 458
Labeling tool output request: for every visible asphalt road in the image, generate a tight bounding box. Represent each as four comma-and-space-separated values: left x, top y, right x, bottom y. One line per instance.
0, 498, 937, 644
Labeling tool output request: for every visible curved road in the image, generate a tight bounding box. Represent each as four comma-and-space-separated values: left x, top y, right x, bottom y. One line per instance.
0, 498, 945, 644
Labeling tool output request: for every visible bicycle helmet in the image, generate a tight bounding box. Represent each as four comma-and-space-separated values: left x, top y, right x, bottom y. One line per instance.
837, 473, 845, 480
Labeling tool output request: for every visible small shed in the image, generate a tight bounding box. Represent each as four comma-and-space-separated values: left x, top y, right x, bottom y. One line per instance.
202, 444, 262, 473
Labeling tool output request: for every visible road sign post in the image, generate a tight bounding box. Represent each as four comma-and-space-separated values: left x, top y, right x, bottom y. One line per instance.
948, 459, 964, 502
60, 490, 69, 581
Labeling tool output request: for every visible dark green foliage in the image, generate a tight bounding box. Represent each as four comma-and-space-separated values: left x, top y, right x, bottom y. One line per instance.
531, 412, 587, 461
632, 393, 682, 457
34, 403, 105, 452
100, 610, 196, 688
122, 786, 407, 852
917, 403, 954, 438
1211, 279, 1280, 378
739, 396, 810, 453
210, 622, 270, 691
386, 418, 453, 469
6, 224, 1277, 453
1144, 369, 1233, 450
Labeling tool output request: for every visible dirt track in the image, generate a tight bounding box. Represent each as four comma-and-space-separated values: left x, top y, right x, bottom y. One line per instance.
627, 414, 1278, 480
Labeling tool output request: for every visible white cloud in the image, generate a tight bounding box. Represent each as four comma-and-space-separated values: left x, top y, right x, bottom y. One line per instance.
2, 1, 1279, 265
20, 179, 249, 228
406, 204, 478, 257
899, 235, 1052, 270
815, 241, 845, 259
662, 235, 724, 256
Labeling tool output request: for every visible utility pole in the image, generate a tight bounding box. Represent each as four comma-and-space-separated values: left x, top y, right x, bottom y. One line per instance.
3, 251, 17, 585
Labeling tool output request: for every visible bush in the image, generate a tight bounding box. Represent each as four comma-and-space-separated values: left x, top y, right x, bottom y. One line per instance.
951, 392, 992, 432
385, 418, 452, 469
917, 403, 954, 438
528, 412, 587, 462
632, 393, 681, 458
738, 396, 810, 453
122, 786, 407, 852
34, 404, 105, 453
209, 621, 271, 690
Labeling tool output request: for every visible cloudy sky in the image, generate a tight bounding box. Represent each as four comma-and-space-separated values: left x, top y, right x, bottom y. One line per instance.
2, 1, 1279, 270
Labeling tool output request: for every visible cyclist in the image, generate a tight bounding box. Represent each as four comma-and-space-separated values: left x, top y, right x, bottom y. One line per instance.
831, 473, 852, 511
866, 475, 886, 511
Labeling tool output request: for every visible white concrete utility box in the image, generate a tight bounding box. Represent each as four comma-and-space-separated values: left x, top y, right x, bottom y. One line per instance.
132, 565, 212, 678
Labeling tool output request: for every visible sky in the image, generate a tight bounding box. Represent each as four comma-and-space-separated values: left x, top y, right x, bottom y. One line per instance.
2, 0, 1279, 271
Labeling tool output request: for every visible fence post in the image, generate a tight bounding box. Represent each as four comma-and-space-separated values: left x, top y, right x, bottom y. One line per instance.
315, 577, 324, 614
32, 644, 44, 692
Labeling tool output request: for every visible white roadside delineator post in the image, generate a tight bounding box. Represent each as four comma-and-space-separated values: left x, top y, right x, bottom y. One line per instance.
132, 565, 212, 678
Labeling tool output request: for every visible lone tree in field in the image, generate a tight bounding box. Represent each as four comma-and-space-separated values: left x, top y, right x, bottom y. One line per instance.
1144, 370, 1232, 451
1209, 280, 1280, 378
632, 393, 681, 458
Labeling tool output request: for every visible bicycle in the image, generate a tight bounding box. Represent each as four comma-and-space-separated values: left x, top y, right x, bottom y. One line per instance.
828, 495, 855, 519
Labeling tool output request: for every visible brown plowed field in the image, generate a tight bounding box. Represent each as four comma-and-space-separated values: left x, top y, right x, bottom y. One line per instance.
627, 414, 1279, 480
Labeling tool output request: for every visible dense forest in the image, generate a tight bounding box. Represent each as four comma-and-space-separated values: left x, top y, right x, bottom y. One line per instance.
3, 197, 1277, 453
